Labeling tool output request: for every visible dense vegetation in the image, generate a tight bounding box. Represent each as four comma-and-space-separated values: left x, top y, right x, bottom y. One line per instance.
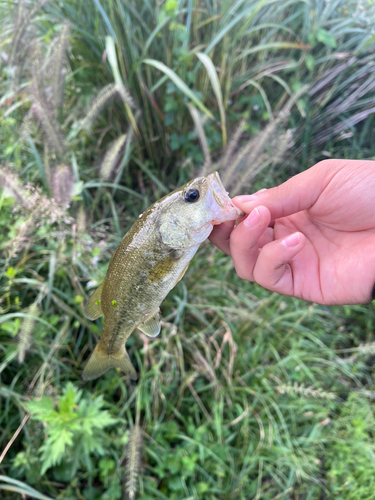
1, 0, 375, 499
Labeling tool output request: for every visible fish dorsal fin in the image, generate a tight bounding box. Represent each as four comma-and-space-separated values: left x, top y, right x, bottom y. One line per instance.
84, 282, 104, 320
137, 311, 161, 338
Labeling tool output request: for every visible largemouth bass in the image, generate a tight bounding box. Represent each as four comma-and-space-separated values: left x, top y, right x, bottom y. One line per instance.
82, 171, 243, 381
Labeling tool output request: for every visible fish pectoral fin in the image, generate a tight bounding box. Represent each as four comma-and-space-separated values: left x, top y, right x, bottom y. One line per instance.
175, 262, 189, 286
84, 282, 104, 320
82, 342, 138, 381
137, 311, 161, 338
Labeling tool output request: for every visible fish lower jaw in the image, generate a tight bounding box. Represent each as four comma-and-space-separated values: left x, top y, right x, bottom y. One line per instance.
211, 208, 244, 224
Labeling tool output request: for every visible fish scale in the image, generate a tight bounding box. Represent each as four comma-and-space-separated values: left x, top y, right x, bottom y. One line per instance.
82, 172, 243, 381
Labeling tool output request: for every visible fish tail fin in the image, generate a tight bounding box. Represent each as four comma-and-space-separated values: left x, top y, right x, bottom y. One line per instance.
82, 341, 138, 381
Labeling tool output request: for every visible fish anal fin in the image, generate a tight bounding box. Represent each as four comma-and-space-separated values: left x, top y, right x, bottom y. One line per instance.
82, 341, 138, 381
138, 310, 161, 338
84, 282, 104, 320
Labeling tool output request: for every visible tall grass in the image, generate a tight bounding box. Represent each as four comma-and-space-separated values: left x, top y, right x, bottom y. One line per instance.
1, 0, 375, 499
39, 0, 375, 186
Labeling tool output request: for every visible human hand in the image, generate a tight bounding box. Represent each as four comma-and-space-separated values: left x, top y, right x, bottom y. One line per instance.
210, 159, 375, 305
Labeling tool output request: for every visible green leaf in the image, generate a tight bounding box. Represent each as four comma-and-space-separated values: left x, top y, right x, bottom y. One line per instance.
0, 320, 20, 337
316, 29, 337, 48
58, 383, 80, 413
165, 454, 181, 474
26, 397, 55, 418
168, 476, 184, 491
71, 180, 84, 197
0, 193, 15, 207
305, 54, 315, 71
166, 0, 178, 12
5, 267, 16, 278
197, 482, 209, 493
40, 428, 74, 473
143, 59, 214, 119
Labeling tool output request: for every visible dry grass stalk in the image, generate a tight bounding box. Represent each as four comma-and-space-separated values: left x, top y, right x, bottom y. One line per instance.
219, 119, 247, 184
188, 104, 211, 172
217, 86, 307, 195
9, 0, 48, 68
0, 168, 72, 257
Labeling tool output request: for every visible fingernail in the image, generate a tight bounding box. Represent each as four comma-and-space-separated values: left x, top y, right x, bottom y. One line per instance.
282, 233, 300, 247
244, 208, 262, 228
235, 189, 267, 202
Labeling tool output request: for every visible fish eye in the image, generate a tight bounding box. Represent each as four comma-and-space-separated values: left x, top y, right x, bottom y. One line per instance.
184, 188, 200, 203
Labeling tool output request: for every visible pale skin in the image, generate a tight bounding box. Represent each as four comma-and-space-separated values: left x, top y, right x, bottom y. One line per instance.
209, 159, 375, 305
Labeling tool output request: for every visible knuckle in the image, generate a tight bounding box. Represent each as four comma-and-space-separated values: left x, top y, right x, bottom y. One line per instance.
258, 244, 273, 262
235, 266, 252, 281
314, 159, 335, 170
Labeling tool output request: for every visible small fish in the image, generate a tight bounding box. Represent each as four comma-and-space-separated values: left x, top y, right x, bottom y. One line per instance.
82, 171, 244, 381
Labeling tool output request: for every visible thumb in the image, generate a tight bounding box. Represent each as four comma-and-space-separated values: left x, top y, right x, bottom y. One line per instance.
232, 159, 343, 220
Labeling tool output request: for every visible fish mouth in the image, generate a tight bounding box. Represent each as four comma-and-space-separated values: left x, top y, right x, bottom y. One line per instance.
206, 172, 245, 224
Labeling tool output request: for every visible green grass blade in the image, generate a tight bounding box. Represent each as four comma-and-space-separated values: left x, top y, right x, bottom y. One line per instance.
240, 79, 273, 120
106, 36, 138, 132
45, 251, 56, 312
93, 0, 116, 39
204, 0, 272, 55
83, 181, 144, 199
187, 103, 211, 165
27, 137, 48, 190
143, 59, 214, 119
132, 157, 169, 194
0, 476, 54, 500
141, 17, 171, 58
236, 42, 311, 61
196, 52, 226, 146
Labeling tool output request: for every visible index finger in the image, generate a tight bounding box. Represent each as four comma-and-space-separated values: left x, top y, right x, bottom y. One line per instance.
232, 159, 346, 220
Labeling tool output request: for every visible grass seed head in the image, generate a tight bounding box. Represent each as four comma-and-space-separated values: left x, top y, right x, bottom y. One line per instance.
82, 83, 119, 129
50, 21, 70, 114
18, 303, 39, 363
125, 424, 142, 500
100, 134, 127, 181
51, 164, 73, 205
